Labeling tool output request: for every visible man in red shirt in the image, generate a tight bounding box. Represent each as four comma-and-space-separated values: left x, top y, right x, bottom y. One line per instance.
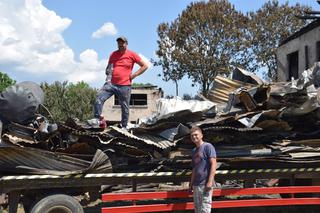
93, 36, 148, 129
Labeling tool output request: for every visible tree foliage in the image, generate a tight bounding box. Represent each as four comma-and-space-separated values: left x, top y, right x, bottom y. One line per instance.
246, 0, 310, 80
41, 81, 97, 122
155, 0, 311, 95
182, 93, 192, 100
154, 21, 184, 96
155, 0, 251, 96
132, 82, 154, 87
0, 72, 16, 92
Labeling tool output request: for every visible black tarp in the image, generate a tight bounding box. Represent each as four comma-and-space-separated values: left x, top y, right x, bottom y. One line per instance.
0, 81, 44, 124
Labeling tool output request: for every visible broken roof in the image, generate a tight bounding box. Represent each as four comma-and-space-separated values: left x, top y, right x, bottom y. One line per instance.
279, 19, 320, 46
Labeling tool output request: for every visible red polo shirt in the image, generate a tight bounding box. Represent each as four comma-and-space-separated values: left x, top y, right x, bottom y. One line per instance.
108, 49, 141, 85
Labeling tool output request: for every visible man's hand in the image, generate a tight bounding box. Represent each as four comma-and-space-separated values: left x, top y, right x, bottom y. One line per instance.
205, 181, 214, 192
205, 157, 216, 192
130, 73, 137, 81
130, 60, 148, 81
188, 181, 193, 194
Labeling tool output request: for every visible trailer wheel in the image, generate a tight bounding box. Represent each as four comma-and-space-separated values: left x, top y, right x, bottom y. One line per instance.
30, 194, 83, 213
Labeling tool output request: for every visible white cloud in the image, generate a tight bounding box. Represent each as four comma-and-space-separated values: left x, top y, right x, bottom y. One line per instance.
92, 22, 117, 39
0, 0, 106, 84
66, 49, 106, 83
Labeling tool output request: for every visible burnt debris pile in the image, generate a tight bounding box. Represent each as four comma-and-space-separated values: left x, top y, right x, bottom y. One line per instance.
1, 63, 320, 175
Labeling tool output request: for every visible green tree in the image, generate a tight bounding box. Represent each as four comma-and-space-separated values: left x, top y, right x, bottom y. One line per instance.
132, 83, 153, 87
182, 93, 192, 100
155, 0, 251, 96
248, 0, 310, 80
41, 81, 97, 122
0, 72, 16, 92
154, 21, 184, 96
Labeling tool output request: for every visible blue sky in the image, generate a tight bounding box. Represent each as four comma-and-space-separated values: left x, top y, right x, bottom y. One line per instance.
0, 0, 319, 96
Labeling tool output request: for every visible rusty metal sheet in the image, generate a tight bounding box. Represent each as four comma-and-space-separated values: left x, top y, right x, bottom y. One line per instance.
238, 90, 257, 111
281, 139, 320, 147
255, 120, 292, 131
0, 147, 112, 175
208, 75, 255, 104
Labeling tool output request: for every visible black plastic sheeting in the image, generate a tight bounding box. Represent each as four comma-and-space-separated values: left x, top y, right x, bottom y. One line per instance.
0, 81, 44, 124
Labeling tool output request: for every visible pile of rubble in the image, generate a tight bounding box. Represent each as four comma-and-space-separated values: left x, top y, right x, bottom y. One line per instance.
1, 63, 320, 175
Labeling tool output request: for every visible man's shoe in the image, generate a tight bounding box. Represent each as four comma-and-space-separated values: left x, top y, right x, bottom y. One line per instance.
99, 116, 107, 129
87, 118, 100, 126
87, 117, 107, 129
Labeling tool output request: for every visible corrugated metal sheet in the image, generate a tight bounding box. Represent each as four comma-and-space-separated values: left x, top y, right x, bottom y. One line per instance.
208, 75, 255, 103
110, 126, 173, 149
0, 147, 112, 175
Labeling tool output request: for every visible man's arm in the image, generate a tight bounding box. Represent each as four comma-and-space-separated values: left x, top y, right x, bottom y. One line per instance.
106, 54, 113, 75
0, 120, 3, 144
130, 60, 148, 80
105, 63, 111, 75
205, 157, 217, 191
189, 168, 195, 193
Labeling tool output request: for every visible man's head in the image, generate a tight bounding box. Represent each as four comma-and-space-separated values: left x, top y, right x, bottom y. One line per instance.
190, 126, 204, 147
116, 36, 128, 52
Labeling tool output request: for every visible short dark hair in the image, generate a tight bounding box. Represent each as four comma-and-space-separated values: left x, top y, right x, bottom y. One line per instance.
190, 126, 202, 134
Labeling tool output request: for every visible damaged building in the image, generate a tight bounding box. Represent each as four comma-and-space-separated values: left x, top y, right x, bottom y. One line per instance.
102, 84, 163, 124
277, 19, 320, 81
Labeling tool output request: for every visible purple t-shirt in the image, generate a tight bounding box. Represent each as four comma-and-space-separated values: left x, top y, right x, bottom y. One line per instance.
192, 142, 216, 186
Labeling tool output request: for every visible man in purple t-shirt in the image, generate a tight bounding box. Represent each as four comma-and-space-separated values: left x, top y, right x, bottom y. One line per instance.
189, 126, 217, 213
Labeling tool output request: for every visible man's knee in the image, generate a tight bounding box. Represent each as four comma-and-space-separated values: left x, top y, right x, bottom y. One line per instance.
95, 97, 104, 105
122, 105, 129, 113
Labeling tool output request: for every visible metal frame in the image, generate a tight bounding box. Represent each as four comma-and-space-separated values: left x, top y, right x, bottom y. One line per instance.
102, 186, 320, 213
1, 167, 320, 192
1, 168, 319, 212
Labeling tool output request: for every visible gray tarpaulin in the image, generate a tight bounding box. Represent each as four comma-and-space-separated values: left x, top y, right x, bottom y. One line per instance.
0, 81, 44, 124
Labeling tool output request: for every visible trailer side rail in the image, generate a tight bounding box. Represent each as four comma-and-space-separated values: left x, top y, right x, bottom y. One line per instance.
101, 186, 320, 212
